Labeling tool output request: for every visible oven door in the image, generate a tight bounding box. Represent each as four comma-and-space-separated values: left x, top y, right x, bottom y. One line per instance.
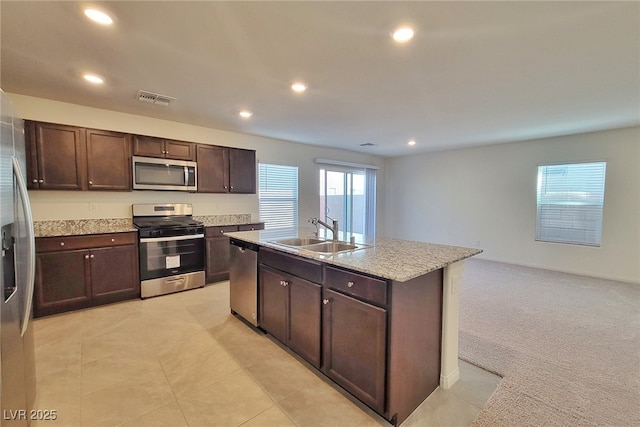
139, 234, 205, 281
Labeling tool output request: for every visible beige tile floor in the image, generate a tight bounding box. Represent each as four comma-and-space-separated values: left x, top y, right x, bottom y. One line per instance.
31, 281, 500, 427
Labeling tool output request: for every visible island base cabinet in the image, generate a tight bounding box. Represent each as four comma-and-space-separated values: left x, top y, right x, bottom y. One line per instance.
259, 266, 288, 344
322, 288, 387, 414
386, 270, 443, 425
259, 265, 322, 368
287, 276, 321, 368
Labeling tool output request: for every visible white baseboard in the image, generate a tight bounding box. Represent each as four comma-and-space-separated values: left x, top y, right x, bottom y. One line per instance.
440, 367, 460, 389
474, 255, 639, 285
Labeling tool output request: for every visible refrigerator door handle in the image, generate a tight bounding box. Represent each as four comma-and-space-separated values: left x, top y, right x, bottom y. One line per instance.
13, 157, 36, 337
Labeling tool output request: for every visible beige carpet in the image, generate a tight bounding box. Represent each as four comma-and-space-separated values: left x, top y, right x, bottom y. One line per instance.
458, 259, 640, 426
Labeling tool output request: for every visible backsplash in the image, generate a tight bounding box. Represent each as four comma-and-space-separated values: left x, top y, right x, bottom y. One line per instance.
27, 189, 259, 221
34, 214, 254, 237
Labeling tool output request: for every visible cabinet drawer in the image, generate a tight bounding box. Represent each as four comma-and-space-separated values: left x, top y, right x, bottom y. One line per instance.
205, 225, 239, 237
238, 222, 264, 231
259, 248, 323, 284
36, 232, 137, 252
325, 266, 387, 307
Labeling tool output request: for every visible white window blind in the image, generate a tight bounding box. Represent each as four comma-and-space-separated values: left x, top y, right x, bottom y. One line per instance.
259, 163, 298, 231
536, 162, 606, 246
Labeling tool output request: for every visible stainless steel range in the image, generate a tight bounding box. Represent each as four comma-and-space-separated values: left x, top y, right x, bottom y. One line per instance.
132, 203, 205, 298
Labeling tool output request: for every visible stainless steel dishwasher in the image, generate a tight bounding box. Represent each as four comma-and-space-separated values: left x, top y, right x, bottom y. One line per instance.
229, 238, 259, 326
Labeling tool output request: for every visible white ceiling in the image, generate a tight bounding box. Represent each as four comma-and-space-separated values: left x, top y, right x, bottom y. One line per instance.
1, 1, 639, 157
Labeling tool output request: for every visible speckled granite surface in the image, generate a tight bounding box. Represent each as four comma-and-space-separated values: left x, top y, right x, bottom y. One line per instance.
193, 214, 252, 226
225, 230, 482, 282
34, 219, 136, 237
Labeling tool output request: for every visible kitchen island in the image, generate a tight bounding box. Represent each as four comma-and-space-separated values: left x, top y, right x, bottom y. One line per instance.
226, 229, 482, 426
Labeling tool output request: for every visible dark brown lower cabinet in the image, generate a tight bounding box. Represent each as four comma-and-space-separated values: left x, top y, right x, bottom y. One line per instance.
89, 245, 139, 301
34, 232, 140, 317
254, 246, 443, 426
35, 250, 92, 313
322, 288, 387, 414
258, 266, 288, 343
205, 225, 238, 283
259, 265, 321, 368
205, 223, 265, 283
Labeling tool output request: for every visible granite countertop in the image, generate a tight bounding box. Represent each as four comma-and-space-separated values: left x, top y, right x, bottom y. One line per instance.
225, 229, 482, 282
34, 219, 136, 237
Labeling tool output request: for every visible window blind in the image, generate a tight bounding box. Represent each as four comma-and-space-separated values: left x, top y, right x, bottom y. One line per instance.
536, 162, 606, 246
259, 163, 298, 231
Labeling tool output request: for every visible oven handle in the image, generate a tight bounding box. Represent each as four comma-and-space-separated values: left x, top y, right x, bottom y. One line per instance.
140, 234, 204, 243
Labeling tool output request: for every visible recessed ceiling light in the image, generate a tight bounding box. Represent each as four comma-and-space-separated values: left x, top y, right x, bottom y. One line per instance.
392, 26, 415, 43
83, 73, 104, 84
239, 110, 253, 118
408, 140, 416, 146
291, 82, 307, 93
84, 8, 114, 25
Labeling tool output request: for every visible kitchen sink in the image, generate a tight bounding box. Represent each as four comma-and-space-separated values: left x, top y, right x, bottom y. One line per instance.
270, 237, 369, 254
303, 242, 359, 254
271, 237, 327, 246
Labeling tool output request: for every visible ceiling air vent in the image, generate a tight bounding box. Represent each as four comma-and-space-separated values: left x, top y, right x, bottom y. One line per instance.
359, 143, 376, 147
136, 90, 176, 107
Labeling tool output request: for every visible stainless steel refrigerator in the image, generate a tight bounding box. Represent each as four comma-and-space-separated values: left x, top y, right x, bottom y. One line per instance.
0, 89, 36, 426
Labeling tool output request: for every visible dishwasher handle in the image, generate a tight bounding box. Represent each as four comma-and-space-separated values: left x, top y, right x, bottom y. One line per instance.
229, 238, 259, 252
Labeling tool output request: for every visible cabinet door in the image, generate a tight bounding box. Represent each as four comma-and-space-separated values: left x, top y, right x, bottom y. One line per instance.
228, 148, 256, 193
89, 245, 140, 300
35, 122, 86, 190
164, 139, 196, 161
86, 129, 132, 191
205, 236, 231, 282
323, 288, 387, 414
259, 265, 288, 343
133, 135, 165, 158
288, 277, 321, 368
34, 250, 91, 317
25, 120, 39, 189
196, 145, 228, 193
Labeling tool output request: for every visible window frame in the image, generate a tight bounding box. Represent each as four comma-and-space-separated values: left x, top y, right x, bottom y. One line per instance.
258, 162, 299, 232
535, 160, 607, 247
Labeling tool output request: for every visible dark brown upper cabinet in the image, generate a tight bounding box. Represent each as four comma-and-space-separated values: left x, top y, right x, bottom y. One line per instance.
196, 144, 256, 194
133, 135, 196, 161
26, 121, 86, 190
26, 121, 132, 191
86, 129, 132, 191
196, 144, 228, 193
229, 148, 257, 194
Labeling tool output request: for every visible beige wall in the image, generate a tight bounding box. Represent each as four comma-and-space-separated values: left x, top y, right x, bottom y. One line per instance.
385, 126, 640, 283
10, 94, 386, 236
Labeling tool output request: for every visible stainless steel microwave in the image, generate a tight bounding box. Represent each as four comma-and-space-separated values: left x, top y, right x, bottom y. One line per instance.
132, 156, 197, 192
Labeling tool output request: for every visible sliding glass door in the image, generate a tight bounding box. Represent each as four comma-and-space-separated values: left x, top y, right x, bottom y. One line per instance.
319, 167, 375, 238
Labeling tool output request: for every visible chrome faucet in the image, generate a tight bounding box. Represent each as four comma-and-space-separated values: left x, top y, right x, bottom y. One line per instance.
309, 217, 339, 242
